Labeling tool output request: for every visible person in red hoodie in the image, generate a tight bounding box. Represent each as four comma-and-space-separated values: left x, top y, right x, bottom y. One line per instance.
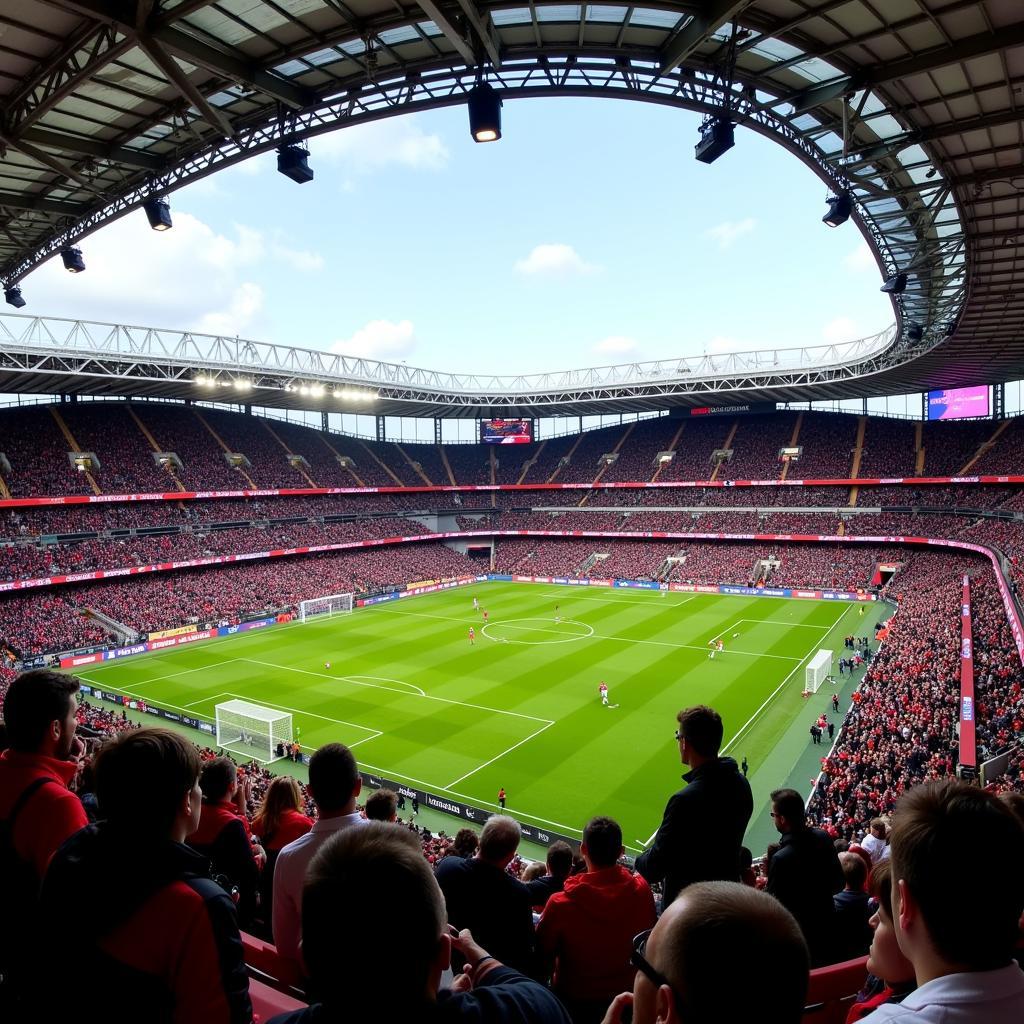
0, 669, 88, 1007
188, 756, 263, 928
537, 816, 656, 1024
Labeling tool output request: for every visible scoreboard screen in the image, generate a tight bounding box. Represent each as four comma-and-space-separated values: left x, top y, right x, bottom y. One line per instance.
927, 386, 989, 421
481, 419, 533, 444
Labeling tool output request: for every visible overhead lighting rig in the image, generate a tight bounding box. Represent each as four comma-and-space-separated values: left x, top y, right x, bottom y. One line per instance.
143, 196, 173, 231
61, 247, 85, 273
278, 143, 314, 184
468, 77, 502, 143
4, 285, 25, 308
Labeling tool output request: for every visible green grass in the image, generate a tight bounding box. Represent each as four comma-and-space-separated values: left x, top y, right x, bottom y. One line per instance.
74, 583, 875, 853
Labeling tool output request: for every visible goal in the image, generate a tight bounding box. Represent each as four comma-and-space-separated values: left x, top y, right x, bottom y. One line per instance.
215, 699, 293, 763
299, 592, 354, 622
805, 649, 833, 694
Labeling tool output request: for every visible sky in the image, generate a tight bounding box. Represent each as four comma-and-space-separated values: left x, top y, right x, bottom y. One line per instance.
26, 98, 895, 379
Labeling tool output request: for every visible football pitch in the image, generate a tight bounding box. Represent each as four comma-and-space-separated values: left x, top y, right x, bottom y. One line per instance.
73, 582, 871, 852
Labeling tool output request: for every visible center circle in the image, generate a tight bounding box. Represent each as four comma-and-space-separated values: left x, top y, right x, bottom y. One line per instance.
481, 617, 594, 645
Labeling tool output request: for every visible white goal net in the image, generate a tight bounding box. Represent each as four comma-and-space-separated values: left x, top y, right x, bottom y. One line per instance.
805, 649, 833, 694
215, 699, 293, 763
299, 592, 354, 622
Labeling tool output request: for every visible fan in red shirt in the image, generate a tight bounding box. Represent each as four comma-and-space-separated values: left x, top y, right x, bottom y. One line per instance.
253, 775, 313, 934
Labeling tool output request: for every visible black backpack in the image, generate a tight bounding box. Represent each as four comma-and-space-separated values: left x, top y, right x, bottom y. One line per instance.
0, 777, 55, 1005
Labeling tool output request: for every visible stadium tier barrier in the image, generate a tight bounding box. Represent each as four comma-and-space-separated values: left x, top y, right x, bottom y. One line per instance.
802, 956, 869, 1024
2, 474, 1024, 509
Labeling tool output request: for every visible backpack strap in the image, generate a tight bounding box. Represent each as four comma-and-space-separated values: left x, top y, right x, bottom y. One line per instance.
3, 776, 56, 829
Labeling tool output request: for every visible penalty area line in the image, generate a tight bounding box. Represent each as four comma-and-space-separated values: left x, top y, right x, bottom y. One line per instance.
445, 720, 555, 789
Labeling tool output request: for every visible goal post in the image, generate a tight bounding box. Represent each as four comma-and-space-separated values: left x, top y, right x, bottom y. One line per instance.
298, 592, 354, 623
215, 699, 293, 763
805, 649, 833, 694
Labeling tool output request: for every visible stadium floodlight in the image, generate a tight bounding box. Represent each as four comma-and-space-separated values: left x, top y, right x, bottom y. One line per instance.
822, 191, 853, 228
4, 285, 25, 308
143, 196, 172, 231
277, 143, 314, 184
233, 378, 251, 390
880, 271, 907, 294
695, 118, 735, 164
61, 247, 85, 273
907, 323, 924, 342
468, 82, 501, 143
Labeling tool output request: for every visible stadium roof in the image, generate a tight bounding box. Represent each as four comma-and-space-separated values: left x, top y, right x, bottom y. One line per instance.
0, 1, 1021, 417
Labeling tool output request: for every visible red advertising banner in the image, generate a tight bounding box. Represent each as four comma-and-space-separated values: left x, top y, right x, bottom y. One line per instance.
959, 575, 976, 769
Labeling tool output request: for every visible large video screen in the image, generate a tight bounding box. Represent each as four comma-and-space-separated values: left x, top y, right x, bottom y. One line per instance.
927, 386, 990, 421
481, 418, 533, 444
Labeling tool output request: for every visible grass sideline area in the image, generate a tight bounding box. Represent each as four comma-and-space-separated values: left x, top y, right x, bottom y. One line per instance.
73, 582, 882, 854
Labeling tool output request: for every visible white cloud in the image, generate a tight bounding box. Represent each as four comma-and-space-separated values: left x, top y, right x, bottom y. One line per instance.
844, 240, 877, 273
331, 319, 416, 360
26, 212, 271, 336
314, 118, 449, 172
514, 243, 598, 276
594, 335, 639, 356
821, 317, 860, 344
271, 243, 324, 272
704, 218, 756, 250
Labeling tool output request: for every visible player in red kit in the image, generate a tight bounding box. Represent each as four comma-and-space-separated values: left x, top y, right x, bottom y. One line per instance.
468, 627, 475, 646
482, 609, 489, 623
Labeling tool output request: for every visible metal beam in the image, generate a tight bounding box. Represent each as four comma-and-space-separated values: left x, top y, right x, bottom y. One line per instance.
137, 35, 235, 139
19, 126, 164, 171
154, 26, 316, 109
789, 23, 1024, 114
659, 0, 748, 75
414, 0, 477, 66
2, 137, 104, 193
452, 0, 501, 69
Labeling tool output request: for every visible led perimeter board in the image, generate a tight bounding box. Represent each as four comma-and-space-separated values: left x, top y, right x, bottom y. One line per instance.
482, 419, 533, 444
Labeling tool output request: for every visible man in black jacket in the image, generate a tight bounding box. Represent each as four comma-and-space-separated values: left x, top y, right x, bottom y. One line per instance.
435, 814, 535, 975
766, 787, 845, 967
38, 728, 252, 1024
635, 705, 753, 908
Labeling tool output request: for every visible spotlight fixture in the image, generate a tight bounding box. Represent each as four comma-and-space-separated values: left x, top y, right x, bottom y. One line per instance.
4, 285, 25, 308
822, 191, 853, 228
880, 271, 907, 295
310, 384, 325, 398
907, 323, 924, 342
695, 117, 735, 164
277, 143, 314, 184
61, 247, 86, 273
143, 196, 173, 231
468, 82, 501, 143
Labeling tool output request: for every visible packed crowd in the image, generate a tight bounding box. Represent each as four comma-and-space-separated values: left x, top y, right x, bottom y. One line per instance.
3, 673, 1023, 1024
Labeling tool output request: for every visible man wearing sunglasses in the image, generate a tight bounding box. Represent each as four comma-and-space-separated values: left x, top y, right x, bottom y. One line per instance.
635, 706, 752, 908
600, 882, 809, 1024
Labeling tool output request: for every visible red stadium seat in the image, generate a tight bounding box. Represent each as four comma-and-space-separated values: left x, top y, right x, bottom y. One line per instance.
803, 956, 868, 1024
249, 978, 307, 1019
241, 931, 306, 992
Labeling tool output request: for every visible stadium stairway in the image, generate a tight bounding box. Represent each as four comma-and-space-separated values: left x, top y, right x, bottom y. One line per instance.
847, 415, 868, 508
439, 444, 458, 487
49, 406, 102, 495
578, 422, 635, 506
709, 419, 739, 483
516, 439, 545, 484
914, 421, 925, 476
395, 442, 433, 485
779, 412, 804, 482
650, 420, 686, 483
261, 419, 320, 487
193, 409, 259, 489
956, 417, 1014, 475
546, 432, 586, 483
357, 440, 406, 485
316, 432, 366, 486
127, 405, 187, 491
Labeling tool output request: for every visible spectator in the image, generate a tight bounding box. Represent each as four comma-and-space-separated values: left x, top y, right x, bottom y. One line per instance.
435, 815, 535, 976
189, 757, 262, 929
38, 728, 252, 1024
364, 788, 398, 822
847, 860, 915, 1022
832, 852, 873, 962
635, 705, 753, 906
525, 839, 574, 911
442, 827, 479, 861
272, 742, 366, 968
600, 881, 809, 1024
863, 781, 1024, 1022
767, 787, 845, 966
266, 823, 571, 1024
537, 816, 656, 1024
860, 819, 890, 864
252, 775, 313, 935
0, 669, 89, 1005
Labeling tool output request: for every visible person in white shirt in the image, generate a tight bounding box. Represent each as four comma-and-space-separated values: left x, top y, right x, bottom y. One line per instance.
860, 818, 890, 864
272, 742, 368, 969
864, 779, 1024, 1023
